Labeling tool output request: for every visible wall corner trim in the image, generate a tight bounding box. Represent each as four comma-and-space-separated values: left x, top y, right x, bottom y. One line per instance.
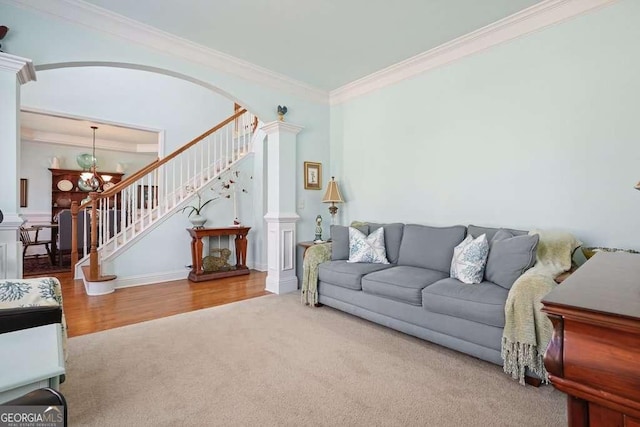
0, 52, 37, 84
329, 0, 617, 105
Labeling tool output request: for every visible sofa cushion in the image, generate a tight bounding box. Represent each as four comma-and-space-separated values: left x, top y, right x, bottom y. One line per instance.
331, 224, 368, 260
450, 234, 489, 284
422, 278, 508, 328
348, 227, 389, 264
397, 224, 467, 273
485, 230, 539, 289
468, 224, 527, 241
367, 223, 405, 264
361, 266, 448, 306
318, 260, 392, 290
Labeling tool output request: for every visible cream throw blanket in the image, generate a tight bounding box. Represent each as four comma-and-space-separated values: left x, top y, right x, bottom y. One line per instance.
501, 230, 580, 385
301, 243, 332, 305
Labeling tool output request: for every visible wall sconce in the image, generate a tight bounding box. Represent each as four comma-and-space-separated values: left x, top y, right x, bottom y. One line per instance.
322, 176, 344, 224
635, 181, 640, 191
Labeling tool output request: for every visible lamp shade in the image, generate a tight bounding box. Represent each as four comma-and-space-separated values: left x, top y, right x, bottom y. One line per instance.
635, 181, 640, 191
322, 177, 344, 204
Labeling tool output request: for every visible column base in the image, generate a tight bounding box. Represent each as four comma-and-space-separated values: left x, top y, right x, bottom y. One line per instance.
265, 275, 298, 294
264, 212, 299, 295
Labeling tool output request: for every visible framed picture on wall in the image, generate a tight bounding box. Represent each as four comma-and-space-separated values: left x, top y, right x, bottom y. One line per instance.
137, 185, 158, 209
304, 162, 322, 190
20, 179, 28, 208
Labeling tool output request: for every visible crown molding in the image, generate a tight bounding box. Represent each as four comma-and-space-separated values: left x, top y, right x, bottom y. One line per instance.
261, 121, 304, 135
0, 52, 37, 84
3, 0, 329, 104
0, 213, 25, 229
330, 0, 617, 105
21, 128, 157, 153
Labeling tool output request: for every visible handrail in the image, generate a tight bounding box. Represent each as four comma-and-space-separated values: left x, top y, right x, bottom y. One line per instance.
70, 107, 256, 281
101, 108, 246, 199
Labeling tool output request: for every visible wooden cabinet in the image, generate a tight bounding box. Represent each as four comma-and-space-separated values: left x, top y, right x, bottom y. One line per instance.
542, 252, 640, 426
49, 168, 124, 222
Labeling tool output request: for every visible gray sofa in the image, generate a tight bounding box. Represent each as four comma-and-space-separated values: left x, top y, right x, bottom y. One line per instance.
317, 222, 538, 367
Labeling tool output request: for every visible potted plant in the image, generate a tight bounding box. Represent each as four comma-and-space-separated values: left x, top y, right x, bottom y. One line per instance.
181, 190, 216, 229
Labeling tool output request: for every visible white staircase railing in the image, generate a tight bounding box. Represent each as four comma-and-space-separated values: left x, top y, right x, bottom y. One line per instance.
71, 108, 257, 280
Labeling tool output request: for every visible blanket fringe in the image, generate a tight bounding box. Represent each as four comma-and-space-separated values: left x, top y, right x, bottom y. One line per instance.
501, 337, 549, 385
301, 288, 318, 306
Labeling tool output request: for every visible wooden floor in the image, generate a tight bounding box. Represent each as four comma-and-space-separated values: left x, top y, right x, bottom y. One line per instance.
52, 270, 269, 337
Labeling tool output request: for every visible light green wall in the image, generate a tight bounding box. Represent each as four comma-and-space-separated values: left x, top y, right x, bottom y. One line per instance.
331, 0, 640, 250
0, 2, 330, 276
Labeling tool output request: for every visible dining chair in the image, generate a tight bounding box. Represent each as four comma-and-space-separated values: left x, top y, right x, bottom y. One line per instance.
19, 226, 54, 265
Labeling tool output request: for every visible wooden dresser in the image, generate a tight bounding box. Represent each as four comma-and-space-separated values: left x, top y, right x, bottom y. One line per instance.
542, 252, 640, 426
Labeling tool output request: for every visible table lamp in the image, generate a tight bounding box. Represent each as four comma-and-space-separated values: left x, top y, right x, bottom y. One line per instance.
322, 176, 344, 224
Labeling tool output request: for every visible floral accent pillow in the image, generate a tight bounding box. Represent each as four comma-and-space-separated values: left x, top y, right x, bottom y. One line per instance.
348, 227, 389, 264
450, 234, 489, 284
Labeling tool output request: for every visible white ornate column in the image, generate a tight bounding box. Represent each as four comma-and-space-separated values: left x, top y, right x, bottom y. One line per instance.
0, 53, 36, 279
262, 120, 303, 294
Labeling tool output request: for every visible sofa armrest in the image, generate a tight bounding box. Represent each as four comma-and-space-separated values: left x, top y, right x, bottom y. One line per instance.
0, 306, 62, 334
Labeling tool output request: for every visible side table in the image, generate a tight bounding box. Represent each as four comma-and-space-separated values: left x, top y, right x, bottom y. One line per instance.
298, 241, 328, 257
187, 227, 251, 282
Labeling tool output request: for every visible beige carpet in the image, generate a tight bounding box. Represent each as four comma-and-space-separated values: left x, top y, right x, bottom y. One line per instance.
61, 293, 565, 426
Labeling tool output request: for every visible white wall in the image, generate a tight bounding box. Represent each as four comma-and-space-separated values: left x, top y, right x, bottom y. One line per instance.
331, 0, 640, 250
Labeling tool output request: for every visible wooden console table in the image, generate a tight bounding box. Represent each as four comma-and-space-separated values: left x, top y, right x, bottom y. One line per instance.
542, 252, 640, 426
187, 226, 250, 282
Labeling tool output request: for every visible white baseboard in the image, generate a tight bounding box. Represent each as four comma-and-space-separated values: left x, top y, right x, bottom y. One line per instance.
251, 262, 268, 272
113, 269, 189, 289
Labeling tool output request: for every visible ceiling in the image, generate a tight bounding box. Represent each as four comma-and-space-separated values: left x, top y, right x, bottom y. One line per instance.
81, 0, 543, 91
21, 110, 158, 153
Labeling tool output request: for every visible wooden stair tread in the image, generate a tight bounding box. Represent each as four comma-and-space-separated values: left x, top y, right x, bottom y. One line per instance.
82, 265, 117, 282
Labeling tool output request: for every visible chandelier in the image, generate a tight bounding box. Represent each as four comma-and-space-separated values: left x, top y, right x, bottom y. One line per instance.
80, 126, 112, 191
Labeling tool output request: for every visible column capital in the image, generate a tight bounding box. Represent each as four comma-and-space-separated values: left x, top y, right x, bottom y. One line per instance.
264, 212, 300, 223
261, 120, 304, 136
0, 213, 25, 231
0, 52, 37, 84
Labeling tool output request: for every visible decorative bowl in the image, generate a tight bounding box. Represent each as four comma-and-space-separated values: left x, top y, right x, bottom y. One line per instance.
56, 197, 72, 208
76, 153, 96, 170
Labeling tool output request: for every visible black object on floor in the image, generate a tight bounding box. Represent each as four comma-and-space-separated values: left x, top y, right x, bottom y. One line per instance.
2, 387, 68, 427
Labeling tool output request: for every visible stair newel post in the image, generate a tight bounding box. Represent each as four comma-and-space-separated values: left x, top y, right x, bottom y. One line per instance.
70, 201, 79, 267
89, 192, 99, 280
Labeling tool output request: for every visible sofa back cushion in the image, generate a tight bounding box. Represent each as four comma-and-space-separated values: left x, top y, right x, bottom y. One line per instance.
484, 229, 539, 289
468, 224, 527, 242
397, 224, 467, 273
367, 223, 404, 264
331, 224, 368, 260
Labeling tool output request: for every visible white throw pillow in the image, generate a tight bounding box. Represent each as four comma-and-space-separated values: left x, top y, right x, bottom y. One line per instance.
348, 227, 389, 264
450, 234, 489, 284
